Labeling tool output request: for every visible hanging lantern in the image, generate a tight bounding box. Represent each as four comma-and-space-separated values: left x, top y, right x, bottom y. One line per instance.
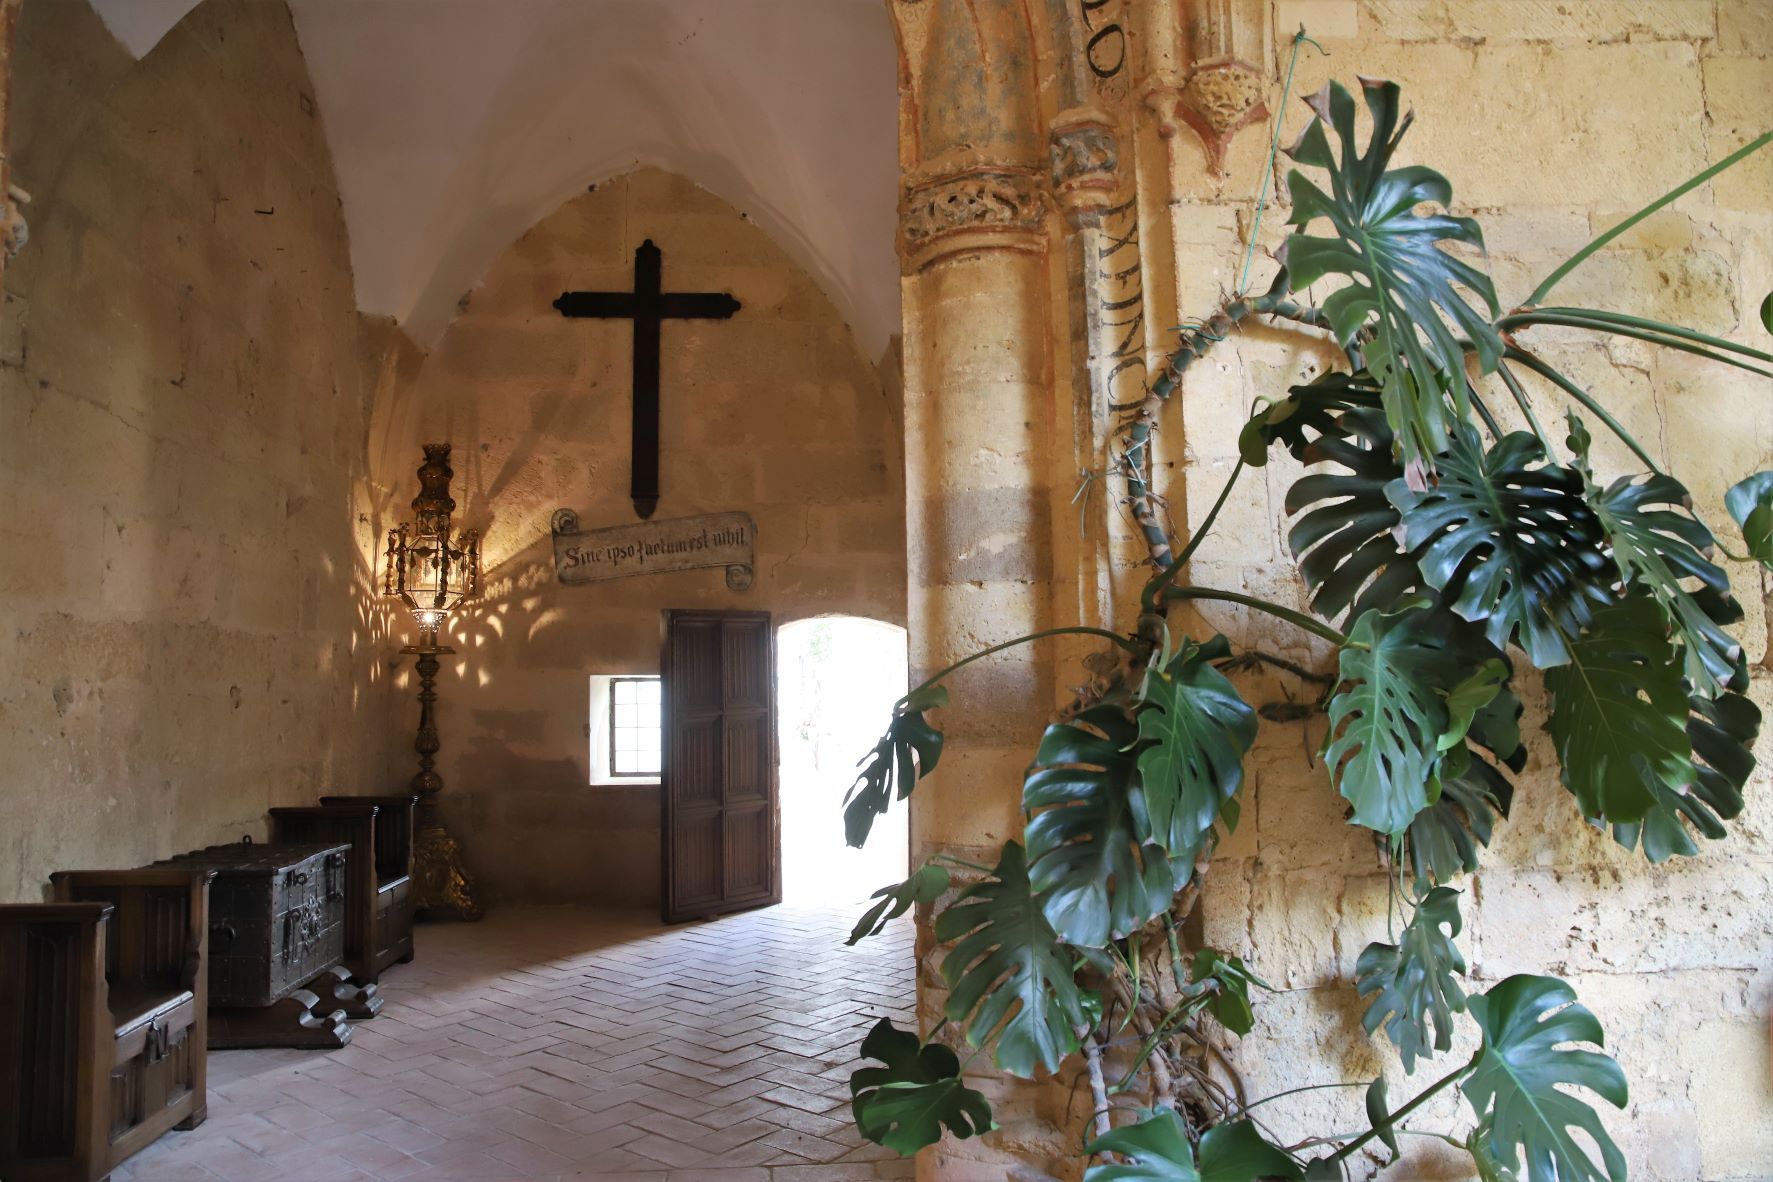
383, 443, 480, 635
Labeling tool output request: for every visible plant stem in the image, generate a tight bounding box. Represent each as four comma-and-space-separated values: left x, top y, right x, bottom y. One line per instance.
1217, 648, 1336, 685
908, 626, 1137, 697
1325, 1057, 1474, 1164
1081, 1030, 1114, 1140
1495, 361, 1553, 452
1231, 1081, 1372, 1117
1504, 312, 1773, 378
1467, 385, 1505, 439
1499, 307, 1773, 365
1527, 129, 1773, 306
1120, 282, 1330, 568
1162, 586, 1349, 646
1142, 460, 1246, 612
1503, 347, 1662, 473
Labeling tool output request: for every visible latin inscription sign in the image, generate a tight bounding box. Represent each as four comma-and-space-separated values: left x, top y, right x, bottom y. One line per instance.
550, 508, 755, 590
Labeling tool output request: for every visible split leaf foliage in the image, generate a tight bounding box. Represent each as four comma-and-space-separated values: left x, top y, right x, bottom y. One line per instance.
1465, 976, 1629, 1182
1325, 603, 1499, 836
1025, 706, 1176, 948
1571, 415, 1743, 695
848, 864, 950, 946
1283, 78, 1502, 481
1545, 595, 1697, 826
1388, 425, 1611, 669
849, 1018, 994, 1155
1083, 1108, 1300, 1182
1725, 470, 1773, 570
1134, 635, 1258, 869
1356, 886, 1467, 1073
844, 685, 946, 849
1286, 406, 1425, 624
935, 841, 1091, 1079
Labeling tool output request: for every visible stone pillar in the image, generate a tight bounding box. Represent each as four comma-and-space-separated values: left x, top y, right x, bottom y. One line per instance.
900, 158, 1053, 867
892, 2, 1074, 1175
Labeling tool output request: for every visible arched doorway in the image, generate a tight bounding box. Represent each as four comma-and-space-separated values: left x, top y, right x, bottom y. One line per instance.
776, 616, 910, 906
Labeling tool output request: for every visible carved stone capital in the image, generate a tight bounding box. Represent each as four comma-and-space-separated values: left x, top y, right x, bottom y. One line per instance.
1048, 108, 1120, 227
899, 161, 1046, 272
1145, 56, 1268, 176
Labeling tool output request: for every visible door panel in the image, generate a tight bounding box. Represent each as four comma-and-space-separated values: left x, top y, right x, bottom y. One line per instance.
662, 609, 779, 922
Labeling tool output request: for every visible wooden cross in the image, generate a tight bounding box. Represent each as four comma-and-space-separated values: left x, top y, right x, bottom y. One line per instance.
554, 239, 741, 519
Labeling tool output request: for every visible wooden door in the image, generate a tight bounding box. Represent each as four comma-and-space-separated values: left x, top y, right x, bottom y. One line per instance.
661, 609, 779, 922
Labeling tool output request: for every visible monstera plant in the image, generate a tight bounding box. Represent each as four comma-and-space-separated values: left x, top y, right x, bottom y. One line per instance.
841, 78, 1773, 1182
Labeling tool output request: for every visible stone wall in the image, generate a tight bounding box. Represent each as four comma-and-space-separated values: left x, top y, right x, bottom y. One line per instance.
365, 169, 906, 907
1169, 6, 1772, 1180
0, 0, 392, 902
893, 1, 1772, 1178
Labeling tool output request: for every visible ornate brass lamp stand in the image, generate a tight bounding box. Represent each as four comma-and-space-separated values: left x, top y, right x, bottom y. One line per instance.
384, 443, 483, 921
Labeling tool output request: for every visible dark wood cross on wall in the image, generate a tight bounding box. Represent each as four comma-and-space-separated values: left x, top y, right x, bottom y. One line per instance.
554, 239, 742, 519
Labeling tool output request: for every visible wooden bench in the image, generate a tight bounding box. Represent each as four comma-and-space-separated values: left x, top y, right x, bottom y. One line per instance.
270, 796, 415, 1014
0, 869, 212, 1182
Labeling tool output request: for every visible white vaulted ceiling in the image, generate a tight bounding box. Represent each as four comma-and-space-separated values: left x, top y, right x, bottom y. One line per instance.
86, 0, 902, 354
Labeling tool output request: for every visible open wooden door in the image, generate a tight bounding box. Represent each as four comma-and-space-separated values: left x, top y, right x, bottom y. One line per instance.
661, 609, 779, 922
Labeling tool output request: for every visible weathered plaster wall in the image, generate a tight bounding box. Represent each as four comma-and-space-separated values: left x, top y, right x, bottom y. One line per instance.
895, 1, 1772, 1179
367, 169, 906, 907
0, 0, 392, 902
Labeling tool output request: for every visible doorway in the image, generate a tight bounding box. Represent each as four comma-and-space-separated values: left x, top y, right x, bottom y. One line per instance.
776, 616, 910, 906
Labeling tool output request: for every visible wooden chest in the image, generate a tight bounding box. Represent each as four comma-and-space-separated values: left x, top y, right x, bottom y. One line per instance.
155, 841, 348, 1008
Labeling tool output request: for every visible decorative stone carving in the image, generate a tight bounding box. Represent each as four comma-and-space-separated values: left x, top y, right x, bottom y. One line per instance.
899, 165, 1045, 271
1148, 57, 1267, 176
1049, 110, 1120, 227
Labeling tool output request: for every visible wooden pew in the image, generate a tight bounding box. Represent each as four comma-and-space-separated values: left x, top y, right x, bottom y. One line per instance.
319, 795, 417, 973
0, 869, 213, 1182
269, 796, 415, 1015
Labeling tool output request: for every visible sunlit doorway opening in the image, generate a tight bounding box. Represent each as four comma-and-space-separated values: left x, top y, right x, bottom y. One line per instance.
777, 616, 910, 907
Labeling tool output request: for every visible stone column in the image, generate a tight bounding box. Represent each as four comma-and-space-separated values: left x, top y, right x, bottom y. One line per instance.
892, 2, 1075, 1174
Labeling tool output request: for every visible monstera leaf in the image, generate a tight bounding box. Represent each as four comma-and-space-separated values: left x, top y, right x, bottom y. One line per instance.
1725, 470, 1773, 569
1084, 1108, 1301, 1182
1025, 705, 1176, 948
1612, 688, 1759, 863
935, 841, 1091, 1078
1282, 78, 1503, 480
1356, 886, 1467, 1074
1240, 371, 1383, 466
1190, 948, 1269, 1037
849, 864, 950, 946
1134, 636, 1258, 869
1402, 751, 1513, 894
1545, 595, 1695, 826
846, 685, 946, 848
1464, 975, 1628, 1182
849, 1018, 994, 1155
1390, 424, 1613, 669
1325, 604, 1491, 836
1287, 408, 1425, 624
1572, 417, 1743, 696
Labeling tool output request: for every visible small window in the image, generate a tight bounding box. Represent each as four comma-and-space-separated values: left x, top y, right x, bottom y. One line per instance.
608, 676, 662, 777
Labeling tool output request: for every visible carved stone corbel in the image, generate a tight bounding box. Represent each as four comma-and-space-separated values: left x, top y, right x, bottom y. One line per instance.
1145, 57, 1267, 176
1145, 0, 1271, 177
898, 158, 1047, 272
1048, 108, 1121, 228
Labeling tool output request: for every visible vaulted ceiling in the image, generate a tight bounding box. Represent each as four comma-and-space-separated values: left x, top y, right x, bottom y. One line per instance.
86, 0, 902, 354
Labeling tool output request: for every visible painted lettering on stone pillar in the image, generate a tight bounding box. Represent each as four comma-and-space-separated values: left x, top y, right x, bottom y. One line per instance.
1076, 0, 1126, 82
1090, 195, 1146, 412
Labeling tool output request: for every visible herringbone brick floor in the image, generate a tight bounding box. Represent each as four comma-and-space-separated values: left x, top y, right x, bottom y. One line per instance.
114, 905, 917, 1181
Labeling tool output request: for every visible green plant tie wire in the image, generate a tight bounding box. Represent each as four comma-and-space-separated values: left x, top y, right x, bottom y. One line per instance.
1236, 26, 1324, 296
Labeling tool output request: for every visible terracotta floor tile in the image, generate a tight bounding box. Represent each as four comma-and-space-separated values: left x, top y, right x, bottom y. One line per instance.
112, 905, 912, 1181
